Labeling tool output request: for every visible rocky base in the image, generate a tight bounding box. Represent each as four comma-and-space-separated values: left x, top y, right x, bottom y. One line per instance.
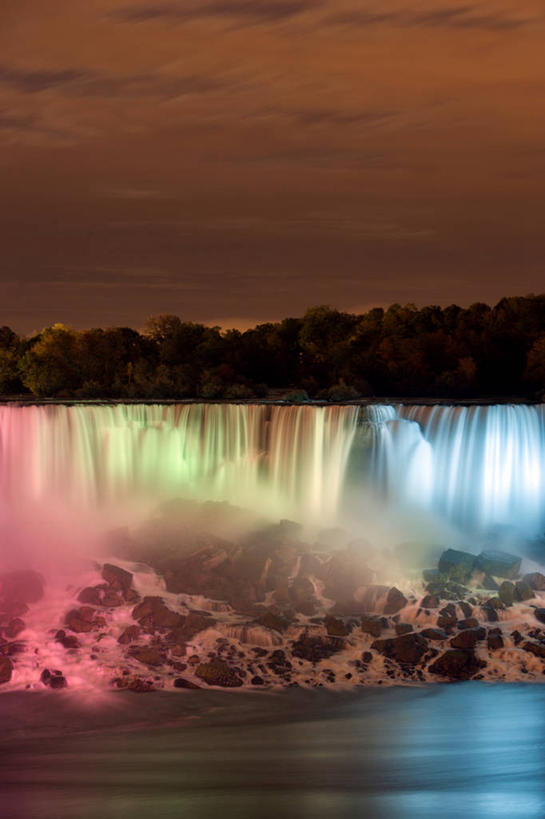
3, 535, 545, 692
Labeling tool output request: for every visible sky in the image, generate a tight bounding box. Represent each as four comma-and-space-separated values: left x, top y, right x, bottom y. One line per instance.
1, 0, 544, 333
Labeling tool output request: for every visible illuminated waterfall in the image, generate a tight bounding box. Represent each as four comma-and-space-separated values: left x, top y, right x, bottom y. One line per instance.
0, 402, 544, 537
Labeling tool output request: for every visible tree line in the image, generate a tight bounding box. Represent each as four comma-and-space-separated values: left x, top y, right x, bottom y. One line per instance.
1, 296, 545, 400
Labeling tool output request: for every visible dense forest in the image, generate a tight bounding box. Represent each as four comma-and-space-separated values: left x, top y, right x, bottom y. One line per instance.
1, 296, 545, 400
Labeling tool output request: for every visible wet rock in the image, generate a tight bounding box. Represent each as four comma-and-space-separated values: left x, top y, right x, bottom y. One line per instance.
41, 668, 67, 689
101, 589, 124, 607
170, 612, 216, 642
65, 607, 96, 633
481, 605, 499, 623
450, 627, 486, 649
522, 641, 545, 659
395, 623, 413, 636
421, 628, 448, 641
511, 629, 523, 645
128, 647, 164, 667
383, 587, 407, 615
438, 549, 476, 583
361, 616, 383, 638
362, 651, 373, 664
118, 625, 141, 645
476, 550, 521, 580
251, 675, 264, 686
324, 615, 352, 637
0, 656, 13, 683
458, 617, 479, 630
498, 581, 515, 606
132, 596, 184, 630
77, 586, 103, 605
173, 676, 201, 689
481, 575, 499, 591
421, 594, 439, 609
291, 635, 344, 663
256, 609, 291, 633
195, 659, 243, 687
428, 649, 486, 680
487, 632, 504, 650
533, 609, 545, 625
458, 601, 473, 619
371, 633, 428, 666
514, 581, 534, 602
523, 572, 545, 591
102, 563, 133, 597
55, 629, 80, 649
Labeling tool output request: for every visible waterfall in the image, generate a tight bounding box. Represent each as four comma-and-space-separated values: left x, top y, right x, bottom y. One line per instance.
0, 402, 544, 540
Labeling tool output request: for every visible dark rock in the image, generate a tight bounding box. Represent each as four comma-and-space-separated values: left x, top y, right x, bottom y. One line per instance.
487, 633, 504, 650
195, 659, 243, 687
324, 615, 352, 637
256, 610, 290, 633
291, 635, 344, 663
101, 589, 124, 607
438, 549, 476, 582
395, 623, 413, 635
55, 630, 80, 649
132, 597, 184, 630
481, 605, 499, 623
428, 649, 486, 680
511, 630, 523, 645
421, 628, 448, 641
458, 617, 480, 630
251, 675, 264, 686
49, 674, 67, 689
458, 601, 473, 619
173, 676, 201, 689
77, 586, 102, 606
534, 608, 545, 625
522, 641, 545, 659
384, 587, 407, 615
498, 581, 515, 606
450, 627, 486, 649
0, 656, 13, 684
481, 575, 499, 591
102, 563, 133, 597
128, 647, 164, 667
421, 594, 439, 608
476, 550, 521, 580
514, 581, 534, 602
170, 612, 216, 642
523, 572, 545, 591
65, 607, 96, 633
361, 651, 373, 663
361, 616, 383, 638
118, 625, 141, 645
371, 633, 428, 666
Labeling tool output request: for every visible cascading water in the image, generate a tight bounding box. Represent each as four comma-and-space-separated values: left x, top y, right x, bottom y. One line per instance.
0, 402, 544, 546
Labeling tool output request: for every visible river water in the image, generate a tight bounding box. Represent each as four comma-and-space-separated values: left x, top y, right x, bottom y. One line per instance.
1, 683, 544, 818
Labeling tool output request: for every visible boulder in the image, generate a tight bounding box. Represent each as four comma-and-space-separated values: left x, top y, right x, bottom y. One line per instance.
395, 623, 413, 636
173, 676, 201, 689
361, 616, 383, 638
102, 563, 134, 596
77, 587, 103, 606
428, 649, 486, 680
291, 635, 344, 663
523, 572, 545, 591
0, 656, 13, 684
195, 659, 243, 687
65, 607, 96, 633
522, 641, 545, 659
421, 594, 439, 609
128, 647, 164, 667
514, 581, 534, 602
487, 633, 504, 650
256, 610, 291, 633
55, 630, 80, 649
383, 587, 407, 615
438, 549, 476, 582
534, 608, 545, 625
324, 615, 352, 637
476, 550, 521, 580
498, 581, 515, 606
132, 597, 184, 629
421, 628, 448, 641
371, 633, 428, 665
450, 627, 486, 649
169, 612, 216, 642
458, 601, 473, 619
251, 675, 264, 686
458, 617, 479, 630
118, 625, 141, 645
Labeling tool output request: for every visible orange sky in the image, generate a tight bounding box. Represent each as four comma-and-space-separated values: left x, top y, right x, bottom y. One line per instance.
1, 0, 544, 331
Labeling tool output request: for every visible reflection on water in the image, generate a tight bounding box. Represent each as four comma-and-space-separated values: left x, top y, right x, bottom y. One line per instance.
1, 684, 545, 819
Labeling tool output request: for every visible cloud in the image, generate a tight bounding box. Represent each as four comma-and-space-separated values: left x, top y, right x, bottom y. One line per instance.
113, 0, 318, 25
293, 107, 398, 126
328, 4, 532, 32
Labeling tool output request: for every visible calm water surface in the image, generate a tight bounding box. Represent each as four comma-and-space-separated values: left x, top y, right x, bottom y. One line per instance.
1, 684, 544, 819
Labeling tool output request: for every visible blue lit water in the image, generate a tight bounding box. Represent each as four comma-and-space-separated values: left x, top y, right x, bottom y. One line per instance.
1, 684, 544, 818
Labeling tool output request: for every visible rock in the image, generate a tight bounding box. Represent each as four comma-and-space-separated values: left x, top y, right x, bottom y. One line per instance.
523, 572, 545, 591
195, 659, 243, 687
361, 616, 383, 638
458, 618, 479, 630
357, 585, 389, 612
421, 594, 439, 609
487, 633, 504, 650
0, 656, 13, 683
65, 607, 96, 633
170, 612, 216, 642
129, 647, 164, 667
132, 597, 184, 630
395, 623, 413, 635
371, 633, 428, 665
481, 605, 499, 623
173, 676, 201, 689
476, 550, 521, 580
118, 625, 141, 645
291, 635, 344, 663
0, 570, 44, 605
481, 575, 499, 591
324, 615, 352, 637
256, 610, 290, 633
458, 601, 473, 619
102, 563, 133, 597
383, 587, 407, 615
289, 576, 317, 613
421, 628, 448, 641
101, 589, 124, 607
50, 674, 67, 689
522, 641, 545, 659
514, 581, 534, 602
498, 581, 515, 606
428, 649, 486, 680
55, 630, 80, 649
251, 675, 264, 686
77, 586, 103, 606
534, 609, 545, 625
511, 629, 523, 645
450, 627, 486, 649
438, 549, 476, 582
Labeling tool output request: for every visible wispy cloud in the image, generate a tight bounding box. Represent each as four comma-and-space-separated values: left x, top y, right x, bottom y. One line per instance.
113, 0, 319, 25
328, 4, 532, 32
